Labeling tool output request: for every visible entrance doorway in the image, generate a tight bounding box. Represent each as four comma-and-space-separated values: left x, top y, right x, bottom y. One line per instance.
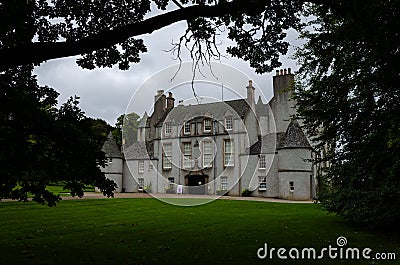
186, 175, 208, 195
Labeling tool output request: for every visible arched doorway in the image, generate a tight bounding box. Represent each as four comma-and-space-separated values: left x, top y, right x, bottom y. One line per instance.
185, 174, 209, 195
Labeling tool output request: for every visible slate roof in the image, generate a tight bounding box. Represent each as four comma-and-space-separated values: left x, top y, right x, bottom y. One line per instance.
247, 120, 311, 154
138, 111, 148, 128
155, 99, 250, 126
281, 120, 311, 149
124, 142, 152, 160
256, 96, 268, 117
102, 132, 123, 158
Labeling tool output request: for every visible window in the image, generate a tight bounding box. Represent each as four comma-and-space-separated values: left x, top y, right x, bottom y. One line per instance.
184, 122, 191, 135
168, 177, 175, 188
259, 155, 266, 169
164, 122, 172, 135
202, 140, 213, 168
163, 143, 172, 169
225, 116, 233, 131
224, 139, 234, 166
221, 176, 228, 190
203, 119, 212, 133
183, 142, 192, 169
289, 181, 295, 192
138, 160, 145, 173
138, 178, 144, 190
149, 164, 153, 171
259, 176, 267, 191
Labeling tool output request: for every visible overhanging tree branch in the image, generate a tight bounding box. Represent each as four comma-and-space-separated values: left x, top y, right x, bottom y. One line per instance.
0, 0, 325, 71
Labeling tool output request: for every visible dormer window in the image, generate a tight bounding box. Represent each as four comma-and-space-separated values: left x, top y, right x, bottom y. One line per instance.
225, 116, 233, 131
164, 122, 172, 136
184, 122, 191, 135
203, 119, 212, 133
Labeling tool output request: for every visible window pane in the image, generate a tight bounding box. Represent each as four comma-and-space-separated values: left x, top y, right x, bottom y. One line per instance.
163, 143, 172, 169
225, 117, 233, 130
224, 140, 234, 166
204, 119, 212, 132
203, 141, 213, 168
221, 176, 228, 190
183, 142, 192, 168
138, 160, 145, 173
259, 155, 266, 169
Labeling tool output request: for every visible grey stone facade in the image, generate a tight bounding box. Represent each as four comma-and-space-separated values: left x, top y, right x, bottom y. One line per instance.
100, 69, 317, 200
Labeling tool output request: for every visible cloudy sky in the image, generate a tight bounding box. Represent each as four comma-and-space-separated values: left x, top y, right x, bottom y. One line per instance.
33, 5, 300, 126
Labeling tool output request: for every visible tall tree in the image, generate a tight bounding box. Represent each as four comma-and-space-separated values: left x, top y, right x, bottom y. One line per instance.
0, 68, 116, 205
295, 0, 400, 227
113, 112, 140, 148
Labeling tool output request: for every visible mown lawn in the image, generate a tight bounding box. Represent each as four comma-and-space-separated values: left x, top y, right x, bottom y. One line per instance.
0, 198, 398, 265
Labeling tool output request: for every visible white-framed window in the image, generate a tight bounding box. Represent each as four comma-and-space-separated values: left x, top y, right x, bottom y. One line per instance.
163, 143, 172, 169
225, 116, 233, 131
138, 160, 145, 173
183, 142, 192, 169
138, 178, 144, 190
168, 177, 175, 188
259, 176, 267, 191
202, 140, 213, 168
224, 139, 234, 167
259, 155, 266, 169
164, 122, 172, 135
184, 122, 191, 135
149, 164, 153, 171
221, 176, 228, 190
203, 119, 212, 133
289, 181, 295, 192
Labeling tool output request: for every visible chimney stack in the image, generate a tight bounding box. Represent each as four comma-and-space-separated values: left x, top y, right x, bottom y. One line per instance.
166, 92, 175, 110
246, 80, 255, 104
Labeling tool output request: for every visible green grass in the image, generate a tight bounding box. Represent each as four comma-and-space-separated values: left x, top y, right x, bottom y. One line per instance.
45, 184, 95, 197
0, 198, 398, 265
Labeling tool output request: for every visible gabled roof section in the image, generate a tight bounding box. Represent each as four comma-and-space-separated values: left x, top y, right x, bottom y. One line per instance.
280, 120, 311, 149
154, 99, 250, 127
256, 96, 268, 117
124, 142, 151, 160
102, 132, 122, 158
138, 111, 148, 128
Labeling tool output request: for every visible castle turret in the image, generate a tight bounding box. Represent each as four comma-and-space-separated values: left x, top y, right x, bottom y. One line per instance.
269, 68, 296, 133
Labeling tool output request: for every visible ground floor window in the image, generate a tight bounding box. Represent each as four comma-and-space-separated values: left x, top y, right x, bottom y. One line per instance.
289, 181, 295, 192
168, 177, 175, 189
138, 178, 144, 190
259, 176, 267, 191
220, 176, 228, 190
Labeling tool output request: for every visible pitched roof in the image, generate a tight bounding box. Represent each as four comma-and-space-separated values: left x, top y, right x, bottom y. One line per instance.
280, 120, 311, 149
138, 111, 148, 128
256, 96, 268, 117
102, 132, 123, 158
155, 99, 250, 126
124, 142, 152, 160
247, 120, 311, 154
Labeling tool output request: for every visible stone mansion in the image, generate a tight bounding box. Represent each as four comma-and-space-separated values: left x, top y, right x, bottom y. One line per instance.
100, 69, 317, 200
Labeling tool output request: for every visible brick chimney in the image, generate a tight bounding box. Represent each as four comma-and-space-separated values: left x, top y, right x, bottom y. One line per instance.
154, 90, 166, 117
166, 92, 175, 110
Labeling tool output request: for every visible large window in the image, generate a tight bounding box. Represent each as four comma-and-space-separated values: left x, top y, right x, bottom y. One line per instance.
220, 176, 228, 190
259, 155, 266, 169
202, 140, 213, 168
259, 176, 267, 191
225, 116, 233, 131
164, 122, 172, 135
183, 142, 192, 169
138, 160, 145, 173
163, 143, 172, 169
203, 119, 212, 133
224, 139, 234, 166
184, 122, 191, 135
